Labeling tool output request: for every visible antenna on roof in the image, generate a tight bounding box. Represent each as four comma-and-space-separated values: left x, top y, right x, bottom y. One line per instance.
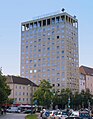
61, 8, 65, 12
74, 15, 76, 19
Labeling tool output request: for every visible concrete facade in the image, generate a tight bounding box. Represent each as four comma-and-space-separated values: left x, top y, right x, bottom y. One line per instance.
79, 66, 93, 94
20, 11, 79, 93
6, 75, 38, 105
79, 73, 86, 93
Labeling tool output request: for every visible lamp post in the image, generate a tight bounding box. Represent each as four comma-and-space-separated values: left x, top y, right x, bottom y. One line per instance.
88, 100, 90, 111
31, 83, 33, 106
27, 84, 33, 105
68, 97, 70, 109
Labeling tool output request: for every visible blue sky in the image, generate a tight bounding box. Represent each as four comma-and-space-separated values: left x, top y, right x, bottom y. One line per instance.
0, 0, 93, 75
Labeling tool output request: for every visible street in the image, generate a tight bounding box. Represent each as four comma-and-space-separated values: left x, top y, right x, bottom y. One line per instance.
0, 113, 27, 119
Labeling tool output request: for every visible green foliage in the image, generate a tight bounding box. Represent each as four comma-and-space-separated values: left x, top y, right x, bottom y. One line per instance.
52, 88, 93, 109
25, 114, 38, 119
33, 79, 93, 109
7, 98, 14, 104
0, 69, 11, 104
33, 80, 53, 108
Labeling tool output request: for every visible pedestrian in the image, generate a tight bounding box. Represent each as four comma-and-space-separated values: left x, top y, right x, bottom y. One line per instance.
4, 107, 6, 114
1, 108, 4, 115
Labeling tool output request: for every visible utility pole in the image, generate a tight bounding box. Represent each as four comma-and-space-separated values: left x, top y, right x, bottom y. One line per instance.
68, 97, 70, 109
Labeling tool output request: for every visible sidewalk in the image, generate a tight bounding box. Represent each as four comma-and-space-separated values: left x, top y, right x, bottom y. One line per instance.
36, 113, 42, 119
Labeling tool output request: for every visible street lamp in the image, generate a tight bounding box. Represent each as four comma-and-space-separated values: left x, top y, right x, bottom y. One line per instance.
68, 97, 70, 109
88, 100, 90, 111
27, 84, 33, 105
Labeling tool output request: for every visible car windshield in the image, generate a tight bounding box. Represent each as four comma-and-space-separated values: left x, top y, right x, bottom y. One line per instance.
62, 111, 68, 115
80, 113, 90, 117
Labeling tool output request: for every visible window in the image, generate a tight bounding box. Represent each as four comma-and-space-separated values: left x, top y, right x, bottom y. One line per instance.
26, 46, 28, 48
16, 92, 17, 95
19, 92, 21, 95
52, 84, 55, 87
57, 36, 59, 39
57, 46, 60, 49
34, 70, 37, 73
57, 56, 60, 59
22, 37, 24, 40
23, 92, 25, 95
19, 98, 21, 101
19, 86, 21, 89
57, 78, 60, 81
47, 47, 50, 50
52, 31, 54, 34
38, 49, 41, 52
62, 66, 65, 70
62, 56, 64, 59
30, 70, 32, 73
47, 19, 50, 25
43, 20, 46, 26
58, 84, 60, 87
38, 39, 41, 42
52, 18, 55, 24
34, 64, 36, 67
62, 50, 64, 54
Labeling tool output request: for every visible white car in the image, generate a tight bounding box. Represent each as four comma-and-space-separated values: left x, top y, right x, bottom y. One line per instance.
58, 110, 68, 119
7, 107, 21, 113
69, 111, 79, 117
49, 110, 59, 119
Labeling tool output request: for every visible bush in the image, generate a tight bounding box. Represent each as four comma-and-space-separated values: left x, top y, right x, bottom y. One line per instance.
25, 114, 38, 119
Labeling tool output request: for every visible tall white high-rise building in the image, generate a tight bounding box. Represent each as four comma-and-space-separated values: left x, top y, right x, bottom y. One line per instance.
21, 11, 79, 92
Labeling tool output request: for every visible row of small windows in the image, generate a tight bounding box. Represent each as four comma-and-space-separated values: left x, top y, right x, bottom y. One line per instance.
22, 67, 65, 75
16, 85, 32, 90
52, 83, 62, 87
28, 69, 65, 74
28, 55, 64, 62
28, 77, 65, 82
22, 35, 61, 40
22, 48, 65, 54
21, 56, 65, 65
22, 30, 65, 37
22, 42, 65, 50
22, 15, 77, 31
22, 15, 66, 31
21, 38, 65, 46
15, 98, 31, 102
16, 92, 32, 96
21, 25, 65, 37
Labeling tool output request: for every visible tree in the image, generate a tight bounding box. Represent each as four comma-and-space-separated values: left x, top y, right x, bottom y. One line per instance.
52, 88, 73, 109
80, 89, 93, 108
0, 69, 11, 105
33, 80, 53, 108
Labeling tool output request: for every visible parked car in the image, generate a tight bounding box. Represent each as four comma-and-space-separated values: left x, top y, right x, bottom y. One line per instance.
49, 110, 59, 119
22, 109, 32, 114
42, 110, 50, 119
90, 110, 93, 117
56, 111, 63, 119
79, 111, 92, 119
69, 111, 79, 117
6, 107, 21, 113
59, 110, 69, 119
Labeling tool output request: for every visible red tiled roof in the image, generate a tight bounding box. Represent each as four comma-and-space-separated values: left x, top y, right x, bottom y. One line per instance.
6, 75, 38, 87
79, 65, 93, 76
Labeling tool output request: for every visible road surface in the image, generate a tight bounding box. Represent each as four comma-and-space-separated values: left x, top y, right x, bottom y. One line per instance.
0, 113, 27, 119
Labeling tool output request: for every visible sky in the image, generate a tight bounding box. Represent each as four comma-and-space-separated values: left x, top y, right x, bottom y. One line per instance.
0, 0, 93, 75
